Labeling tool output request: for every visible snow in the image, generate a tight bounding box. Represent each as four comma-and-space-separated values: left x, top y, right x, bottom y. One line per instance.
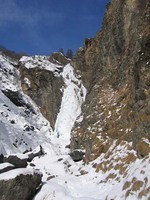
24, 77, 31, 87
0, 162, 14, 170
0, 52, 87, 174
30, 137, 150, 200
5, 153, 28, 160
0, 54, 20, 92
54, 64, 86, 138
0, 89, 52, 154
0, 168, 39, 180
20, 55, 63, 76
0, 54, 52, 154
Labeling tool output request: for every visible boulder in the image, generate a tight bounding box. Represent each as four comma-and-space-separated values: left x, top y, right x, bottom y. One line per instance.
27, 145, 45, 162
136, 138, 150, 158
4, 154, 28, 168
0, 169, 42, 200
49, 52, 70, 66
70, 150, 84, 162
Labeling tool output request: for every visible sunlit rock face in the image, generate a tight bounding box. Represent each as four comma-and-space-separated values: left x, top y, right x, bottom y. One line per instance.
71, 0, 150, 162
70, 1, 150, 197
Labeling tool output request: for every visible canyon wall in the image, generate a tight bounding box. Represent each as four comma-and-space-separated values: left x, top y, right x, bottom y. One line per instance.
71, 0, 150, 162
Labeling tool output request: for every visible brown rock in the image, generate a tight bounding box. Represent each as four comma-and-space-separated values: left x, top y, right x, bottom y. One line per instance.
71, 0, 150, 163
19, 64, 64, 129
136, 138, 150, 158
49, 52, 70, 66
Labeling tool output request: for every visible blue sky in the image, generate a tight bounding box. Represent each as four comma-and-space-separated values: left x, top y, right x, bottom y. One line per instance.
0, 0, 110, 55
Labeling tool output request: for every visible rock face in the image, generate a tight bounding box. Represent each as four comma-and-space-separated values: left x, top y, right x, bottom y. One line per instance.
19, 55, 64, 129
49, 52, 70, 66
4, 155, 28, 168
71, 0, 150, 162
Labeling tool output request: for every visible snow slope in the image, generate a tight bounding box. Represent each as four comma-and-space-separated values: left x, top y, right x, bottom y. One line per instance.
30, 138, 150, 200
0, 54, 52, 154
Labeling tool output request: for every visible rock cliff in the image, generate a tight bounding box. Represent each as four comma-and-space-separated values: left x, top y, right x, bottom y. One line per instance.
70, 1, 150, 197
19, 54, 65, 129
71, 0, 150, 161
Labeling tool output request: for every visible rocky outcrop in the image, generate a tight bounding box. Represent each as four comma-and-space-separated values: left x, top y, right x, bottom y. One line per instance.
1, 90, 25, 107
49, 52, 70, 66
19, 59, 64, 129
70, 150, 84, 162
71, 0, 150, 163
27, 145, 45, 162
0, 169, 42, 200
4, 155, 28, 168
1, 90, 36, 115
3, 146, 45, 168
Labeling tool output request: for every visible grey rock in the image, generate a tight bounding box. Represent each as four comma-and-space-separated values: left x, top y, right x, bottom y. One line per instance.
49, 52, 70, 66
27, 145, 45, 162
0, 170, 42, 200
4, 155, 28, 168
0, 154, 4, 163
0, 163, 15, 174
70, 150, 84, 162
